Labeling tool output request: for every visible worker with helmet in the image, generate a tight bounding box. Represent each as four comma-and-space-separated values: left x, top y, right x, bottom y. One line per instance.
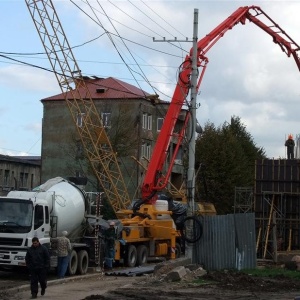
285, 134, 295, 159
103, 221, 117, 270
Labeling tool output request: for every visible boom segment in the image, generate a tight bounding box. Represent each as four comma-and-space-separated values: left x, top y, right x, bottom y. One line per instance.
141, 5, 300, 203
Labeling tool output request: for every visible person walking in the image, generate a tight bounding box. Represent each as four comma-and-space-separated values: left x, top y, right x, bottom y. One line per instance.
52, 230, 72, 279
25, 237, 50, 299
104, 221, 117, 270
285, 134, 295, 159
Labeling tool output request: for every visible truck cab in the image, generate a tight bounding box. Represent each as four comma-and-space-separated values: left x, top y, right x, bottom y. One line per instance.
0, 197, 50, 269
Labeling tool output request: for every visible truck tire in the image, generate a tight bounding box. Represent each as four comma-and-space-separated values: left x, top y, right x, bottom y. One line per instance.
77, 250, 89, 275
68, 250, 78, 276
175, 242, 181, 258
136, 245, 148, 266
126, 245, 137, 267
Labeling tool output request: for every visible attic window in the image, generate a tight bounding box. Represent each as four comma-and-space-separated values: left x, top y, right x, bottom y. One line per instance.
96, 88, 106, 93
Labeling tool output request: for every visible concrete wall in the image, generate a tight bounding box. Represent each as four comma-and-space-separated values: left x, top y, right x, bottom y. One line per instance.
41, 97, 185, 200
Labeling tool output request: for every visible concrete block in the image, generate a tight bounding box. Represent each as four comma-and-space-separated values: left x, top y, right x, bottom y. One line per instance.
154, 257, 191, 275
194, 267, 207, 277
185, 264, 203, 271
292, 255, 300, 263
164, 266, 187, 282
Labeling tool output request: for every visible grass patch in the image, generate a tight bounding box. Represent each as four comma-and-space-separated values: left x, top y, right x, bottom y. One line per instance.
242, 267, 300, 280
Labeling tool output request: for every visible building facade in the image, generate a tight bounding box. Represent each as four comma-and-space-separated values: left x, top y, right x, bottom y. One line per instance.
0, 155, 41, 196
40, 77, 186, 201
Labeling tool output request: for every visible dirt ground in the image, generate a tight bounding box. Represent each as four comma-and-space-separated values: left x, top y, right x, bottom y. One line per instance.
2, 268, 300, 300
84, 269, 300, 300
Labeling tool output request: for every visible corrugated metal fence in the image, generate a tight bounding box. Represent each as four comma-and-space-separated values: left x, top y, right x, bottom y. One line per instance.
193, 213, 256, 271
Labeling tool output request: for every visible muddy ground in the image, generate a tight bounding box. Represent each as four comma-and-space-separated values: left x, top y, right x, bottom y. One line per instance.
85, 269, 300, 300
2, 268, 300, 300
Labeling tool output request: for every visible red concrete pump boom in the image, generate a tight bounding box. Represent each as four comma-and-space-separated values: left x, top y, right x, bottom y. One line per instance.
141, 5, 300, 204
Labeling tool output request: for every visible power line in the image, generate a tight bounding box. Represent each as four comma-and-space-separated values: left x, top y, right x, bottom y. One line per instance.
140, 0, 187, 39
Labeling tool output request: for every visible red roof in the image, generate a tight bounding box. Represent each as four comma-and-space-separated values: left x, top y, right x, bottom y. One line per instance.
42, 77, 150, 101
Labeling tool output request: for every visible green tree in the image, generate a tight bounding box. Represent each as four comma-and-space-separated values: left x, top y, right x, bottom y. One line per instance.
195, 116, 266, 214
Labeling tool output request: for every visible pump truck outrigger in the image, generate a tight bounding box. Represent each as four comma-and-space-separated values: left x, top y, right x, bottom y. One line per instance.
0, 2, 299, 273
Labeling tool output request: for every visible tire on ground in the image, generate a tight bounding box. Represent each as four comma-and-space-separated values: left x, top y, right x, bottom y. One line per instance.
68, 250, 78, 275
126, 245, 137, 267
77, 250, 89, 275
136, 245, 148, 266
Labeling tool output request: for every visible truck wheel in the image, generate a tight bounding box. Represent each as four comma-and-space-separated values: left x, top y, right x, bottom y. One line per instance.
126, 245, 137, 267
175, 243, 181, 258
68, 250, 78, 276
136, 245, 148, 266
77, 250, 89, 275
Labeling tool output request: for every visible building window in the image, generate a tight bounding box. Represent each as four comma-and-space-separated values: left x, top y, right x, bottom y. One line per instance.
141, 143, 151, 159
76, 140, 84, 159
157, 118, 164, 131
142, 113, 152, 130
76, 113, 85, 128
31, 174, 34, 189
101, 112, 111, 128
11, 171, 14, 187
4, 170, 9, 186
142, 113, 147, 129
147, 115, 152, 130
146, 143, 151, 159
141, 143, 146, 158
20, 172, 24, 187
24, 173, 28, 187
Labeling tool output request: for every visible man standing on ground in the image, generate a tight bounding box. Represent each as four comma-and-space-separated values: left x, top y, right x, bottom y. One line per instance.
104, 221, 117, 270
52, 230, 72, 279
25, 237, 50, 299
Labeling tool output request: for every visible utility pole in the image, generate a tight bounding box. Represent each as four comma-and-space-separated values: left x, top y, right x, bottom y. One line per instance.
186, 8, 199, 262
153, 9, 199, 262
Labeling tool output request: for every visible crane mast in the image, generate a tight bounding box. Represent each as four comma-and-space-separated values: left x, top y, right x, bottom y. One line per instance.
141, 5, 300, 204
25, 0, 131, 212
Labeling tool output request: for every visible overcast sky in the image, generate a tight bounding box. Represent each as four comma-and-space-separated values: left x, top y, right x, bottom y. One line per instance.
1, 0, 300, 159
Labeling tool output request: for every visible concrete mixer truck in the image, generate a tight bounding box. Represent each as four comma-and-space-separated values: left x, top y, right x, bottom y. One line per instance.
0, 177, 102, 275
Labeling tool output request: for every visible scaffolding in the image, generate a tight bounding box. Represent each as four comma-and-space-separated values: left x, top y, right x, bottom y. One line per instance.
234, 187, 254, 213
254, 159, 300, 262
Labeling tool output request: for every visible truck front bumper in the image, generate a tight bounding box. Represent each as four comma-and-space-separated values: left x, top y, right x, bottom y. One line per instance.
0, 250, 27, 266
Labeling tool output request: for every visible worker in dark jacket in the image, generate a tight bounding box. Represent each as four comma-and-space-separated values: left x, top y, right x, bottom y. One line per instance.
104, 221, 117, 270
25, 237, 50, 299
285, 134, 295, 159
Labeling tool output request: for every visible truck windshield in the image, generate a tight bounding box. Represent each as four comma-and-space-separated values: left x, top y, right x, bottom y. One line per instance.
0, 199, 33, 233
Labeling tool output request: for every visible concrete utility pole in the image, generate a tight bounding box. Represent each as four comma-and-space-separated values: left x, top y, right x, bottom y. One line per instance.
186, 8, 199, 262
153, 9, 199, 262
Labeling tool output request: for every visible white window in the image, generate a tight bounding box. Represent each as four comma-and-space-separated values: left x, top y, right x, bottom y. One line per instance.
141, 143, 146, 158
146, 143, 151, 159
76, 113, 85, 128
142, 113, 147, 129
101, 112, 111, 128
157, 117, 164, 131
147, 115, 152, 130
